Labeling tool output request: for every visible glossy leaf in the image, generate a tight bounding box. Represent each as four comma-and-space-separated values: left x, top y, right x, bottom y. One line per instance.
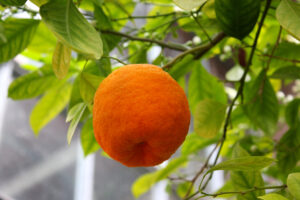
30, 82, 72, 135
244, 70, 279, 134
8, 66, 57, 100
52, 41, 72, 79
207, 156, 274, 173
259, 194, 289, 200
270, 66, 300, 80
173, 0, 206, 11
81, 118, 101, 156
287, 173, 300, 200
194, 99, 226, 138
0, 0, 26, 6
67, 103, 87, 144
40, 0, 103, 59
79, 72, 104, 104
276, 0, 300, 40
132, 157, 187, 198
215, 0, 260, 39
0, 18, 39, 63
188, 64, 227, 114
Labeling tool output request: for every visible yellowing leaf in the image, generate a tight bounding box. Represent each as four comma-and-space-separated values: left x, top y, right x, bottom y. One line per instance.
52, 41, 71, 79
194, 99, 226, 138
276, 0, 300, 40
173, 0, 207, 11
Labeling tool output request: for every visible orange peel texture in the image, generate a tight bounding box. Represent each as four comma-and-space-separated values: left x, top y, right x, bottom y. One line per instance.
93, 64, 190, 167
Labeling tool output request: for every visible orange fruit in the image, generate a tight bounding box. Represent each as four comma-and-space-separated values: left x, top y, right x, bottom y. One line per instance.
93, 64, 190, 167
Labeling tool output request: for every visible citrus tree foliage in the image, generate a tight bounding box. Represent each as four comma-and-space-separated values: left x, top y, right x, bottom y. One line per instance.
1, 0, 300, 199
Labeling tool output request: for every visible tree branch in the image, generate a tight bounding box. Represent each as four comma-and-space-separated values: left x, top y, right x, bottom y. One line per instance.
101, 30, 189, 52
195, 185, 287, 199
111, 12, 178, 21
162, 32, 226, 69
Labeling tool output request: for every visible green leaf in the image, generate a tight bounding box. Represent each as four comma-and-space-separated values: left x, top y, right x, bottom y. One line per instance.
169, 55, 195, 80
277, 128, 300, 173
27, 22, 57, 53
270, 66, 300, 80
8, 66, 57, 100
30, 0, 48, 6
259, 194, 289, 200
207, 156, 274, 173
0, 18, 39, 63
194, 99, 226, 138
0, 22, 7, 43
173, 0, 206, 11
188, 64, 227, 114
287, 173, 300, 200
244, 70, 279, 134
67, 103, 87, 144
132, 157, 187, 198
30, 82, 72, 135
215, 0, 260, 39
79, 72, 104, 104
181, 133, 218, 156
52, 41, 72, 79
81, 118, 101, 156
276, 0, 300, 40
0, 0, 26, 6
231, 145, 265, 200
285, 99, 300, 128
40, 0, 103, 59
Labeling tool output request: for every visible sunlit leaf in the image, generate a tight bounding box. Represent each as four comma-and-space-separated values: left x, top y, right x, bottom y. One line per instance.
30, 82, 72, 135
40, 0, 103, 59
259, 193, 289, 200
79, 72, 104, 104
207, 156, 274, 173
81, 118, 101, 156
0, 18, 39, 63
52, 41, 71, 79
173, 0, 206, 11
132, 157, 187, 198
0, 0, 26, 6
287, 173, 300, 200
194, 99, 226, 138
8, 66, 57, 100
67, 102, 87, 144
276, 0, 300, 40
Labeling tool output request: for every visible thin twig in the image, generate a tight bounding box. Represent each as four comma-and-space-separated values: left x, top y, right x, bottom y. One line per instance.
183, 143, 220, 199
194, 185, 287, 200
101, 30, 188, 51
191, 12, 212, 43
111, 12, 178, 21
162, 32, 226, 69
259, 54, 300, 64
102, 56, 127, 65
266, 27, 282, 71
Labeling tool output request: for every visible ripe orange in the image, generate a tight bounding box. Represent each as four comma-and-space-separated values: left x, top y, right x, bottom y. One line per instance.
93, 64, 190, 167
